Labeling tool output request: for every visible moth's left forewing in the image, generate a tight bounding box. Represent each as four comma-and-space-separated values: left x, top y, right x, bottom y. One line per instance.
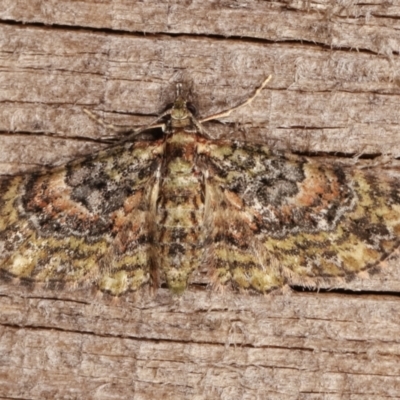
0, 141, 163, 295
200, 139, 400, 292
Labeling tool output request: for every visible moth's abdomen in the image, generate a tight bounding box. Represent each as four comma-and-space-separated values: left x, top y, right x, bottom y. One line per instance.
155, 131, 205, 293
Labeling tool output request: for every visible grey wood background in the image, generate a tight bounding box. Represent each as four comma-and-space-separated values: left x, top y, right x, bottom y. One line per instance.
1, 1, 400, 399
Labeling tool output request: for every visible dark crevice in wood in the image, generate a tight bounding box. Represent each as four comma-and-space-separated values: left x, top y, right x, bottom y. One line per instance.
369, 12, 400, 22
0, 18, 389, 56
290, 150, 385, 159
299, 391, 394, 397
0, 131, 114, 145
0, 292, 91, 305
0, 18, 148, 38
0, 322, 317, 351
291, 285, 400, 298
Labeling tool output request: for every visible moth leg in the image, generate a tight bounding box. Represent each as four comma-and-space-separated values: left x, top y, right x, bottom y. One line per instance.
118, 119, 166, 143
190, 116, 217, 139
83, 109, 125, 134
84, 108, 172, 143
200, 75, 272, 123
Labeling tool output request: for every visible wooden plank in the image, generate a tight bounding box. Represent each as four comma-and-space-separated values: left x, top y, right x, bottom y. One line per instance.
1, 0, 400, 54
1, 288, 400, 399
1, 24, 400, 173
0, 1, 400, 398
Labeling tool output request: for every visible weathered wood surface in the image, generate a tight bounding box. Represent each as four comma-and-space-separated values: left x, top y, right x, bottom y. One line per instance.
0, 0, 400, 398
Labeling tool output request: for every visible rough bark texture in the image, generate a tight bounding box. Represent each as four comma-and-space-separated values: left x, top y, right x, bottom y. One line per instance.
1, 1, 400, 399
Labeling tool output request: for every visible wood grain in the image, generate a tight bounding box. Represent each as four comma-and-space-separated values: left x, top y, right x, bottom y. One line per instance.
0, 0, 400, 398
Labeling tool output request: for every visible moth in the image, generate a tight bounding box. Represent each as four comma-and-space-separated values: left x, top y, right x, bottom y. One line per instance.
1, 76, 399, 295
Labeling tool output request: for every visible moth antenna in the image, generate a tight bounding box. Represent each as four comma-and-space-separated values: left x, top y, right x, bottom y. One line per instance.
176, 83, 183, 97
200, 75, 272, 123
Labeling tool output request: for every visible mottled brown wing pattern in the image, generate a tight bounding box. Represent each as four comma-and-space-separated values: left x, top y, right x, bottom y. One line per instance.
201, 140, 400, 292
1, 76, 400, 296
0, 141, 163, 295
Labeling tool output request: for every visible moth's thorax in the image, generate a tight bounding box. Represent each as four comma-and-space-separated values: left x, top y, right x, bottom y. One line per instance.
170, 97, 192, 129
